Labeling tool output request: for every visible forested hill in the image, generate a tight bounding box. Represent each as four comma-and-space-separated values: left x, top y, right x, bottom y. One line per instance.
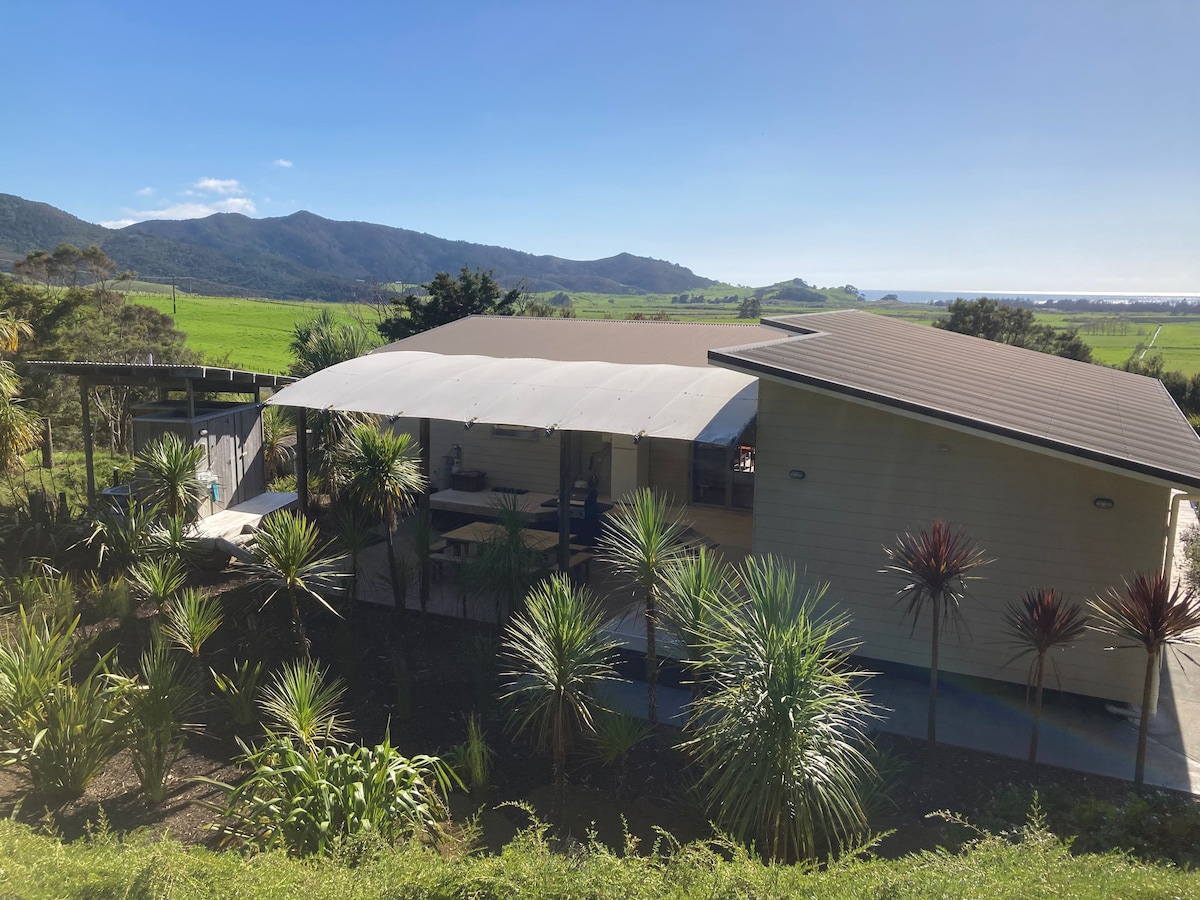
0, 194, 717, 300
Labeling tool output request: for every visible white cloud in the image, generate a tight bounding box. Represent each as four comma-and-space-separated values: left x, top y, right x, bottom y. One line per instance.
135, 186, 154, 196
102, 197, 258, 227
193, 177, 244, 195
272, 159, 294, 168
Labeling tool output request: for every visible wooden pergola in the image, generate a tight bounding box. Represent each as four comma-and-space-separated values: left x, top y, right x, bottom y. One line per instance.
26, 361, 295, 507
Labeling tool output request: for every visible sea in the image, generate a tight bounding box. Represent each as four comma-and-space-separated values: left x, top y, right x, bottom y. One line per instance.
859, 289, 1200, 306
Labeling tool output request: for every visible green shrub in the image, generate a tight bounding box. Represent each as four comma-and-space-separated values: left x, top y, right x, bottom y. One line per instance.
200, 734, 458, 856
2, 810, 1200, 899
983, 783, 1200, 868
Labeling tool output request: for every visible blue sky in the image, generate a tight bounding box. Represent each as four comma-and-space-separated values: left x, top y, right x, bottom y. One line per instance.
2, 1, 1197, 292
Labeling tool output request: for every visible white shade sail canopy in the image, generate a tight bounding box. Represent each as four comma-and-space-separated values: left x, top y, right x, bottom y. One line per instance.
267, 351, 758, 445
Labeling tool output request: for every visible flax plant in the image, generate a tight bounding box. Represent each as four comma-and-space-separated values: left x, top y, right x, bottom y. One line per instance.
0, 610, 80, 751
126, 642, 204, 804
16, 657, 130, 800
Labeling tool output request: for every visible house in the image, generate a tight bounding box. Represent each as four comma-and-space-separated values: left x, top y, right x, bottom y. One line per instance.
268, 311, 1200, 706
710, 310, 1200, 705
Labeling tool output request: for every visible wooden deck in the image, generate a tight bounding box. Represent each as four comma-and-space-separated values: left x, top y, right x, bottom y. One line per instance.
192, 491, 298, 544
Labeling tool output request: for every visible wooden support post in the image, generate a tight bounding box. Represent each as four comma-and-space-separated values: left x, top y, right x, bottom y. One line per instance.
41, 418, 53, 469
80, 382, 96, 508
296, 407, 310, 516
185, 380, 196, 419
419, 417, 432, 613
558, 430, 571, 573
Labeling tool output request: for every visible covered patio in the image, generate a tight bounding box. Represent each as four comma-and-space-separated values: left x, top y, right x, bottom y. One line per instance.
265, 340, 763, 582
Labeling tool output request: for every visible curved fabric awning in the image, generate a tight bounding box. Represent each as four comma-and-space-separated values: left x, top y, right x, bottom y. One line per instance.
267, 351, 758, 445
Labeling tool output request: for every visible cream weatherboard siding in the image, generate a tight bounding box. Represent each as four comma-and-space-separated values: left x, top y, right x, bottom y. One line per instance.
753, 379, 1170, 705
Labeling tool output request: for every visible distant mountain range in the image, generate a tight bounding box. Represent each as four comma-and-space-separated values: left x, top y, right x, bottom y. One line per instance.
0, 194, 718, 300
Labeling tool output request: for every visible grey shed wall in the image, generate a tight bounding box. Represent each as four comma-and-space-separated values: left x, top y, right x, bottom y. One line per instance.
752, 379, 1170, 705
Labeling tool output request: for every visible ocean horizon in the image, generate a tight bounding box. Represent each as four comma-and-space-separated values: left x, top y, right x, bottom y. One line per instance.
860, 289, 1200, 305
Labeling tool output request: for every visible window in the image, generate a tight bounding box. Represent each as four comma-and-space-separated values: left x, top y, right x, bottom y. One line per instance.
691, 421, 755, 510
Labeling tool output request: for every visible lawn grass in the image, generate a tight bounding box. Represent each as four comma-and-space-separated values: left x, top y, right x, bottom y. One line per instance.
127, 290, 1200, 379
129, 293, 375, 373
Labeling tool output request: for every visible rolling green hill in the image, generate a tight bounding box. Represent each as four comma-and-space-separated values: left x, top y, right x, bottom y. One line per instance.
0, 194, 717, 300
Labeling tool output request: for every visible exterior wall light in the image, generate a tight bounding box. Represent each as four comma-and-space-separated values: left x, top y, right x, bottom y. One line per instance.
789, 469, 806, 480
1094, 497, 1115, 509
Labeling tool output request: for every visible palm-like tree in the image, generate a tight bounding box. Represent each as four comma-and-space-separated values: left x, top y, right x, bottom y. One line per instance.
136, 433, 207, 524
0, 312, 33, 352
500, 574, 619, 809
1089, 571, 1200, 790
683, 555, 877, 862
661, 546, 738, 704
331, 424, 425, 615
288, 309, 382, 379
882, 520, 991, 747
598, 488, 687, 724
0, 312, 38, 473
241, 510, 347, 661
1003, 588, 1088, 765
260, 405, 295, 484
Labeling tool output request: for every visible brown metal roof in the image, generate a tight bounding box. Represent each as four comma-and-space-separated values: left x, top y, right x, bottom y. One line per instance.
27, 361, 295, 394
374, 316, 782, 367
710, 310, 1200, 490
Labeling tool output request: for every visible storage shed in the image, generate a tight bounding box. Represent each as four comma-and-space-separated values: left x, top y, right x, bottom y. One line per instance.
26, 361, 294, 513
